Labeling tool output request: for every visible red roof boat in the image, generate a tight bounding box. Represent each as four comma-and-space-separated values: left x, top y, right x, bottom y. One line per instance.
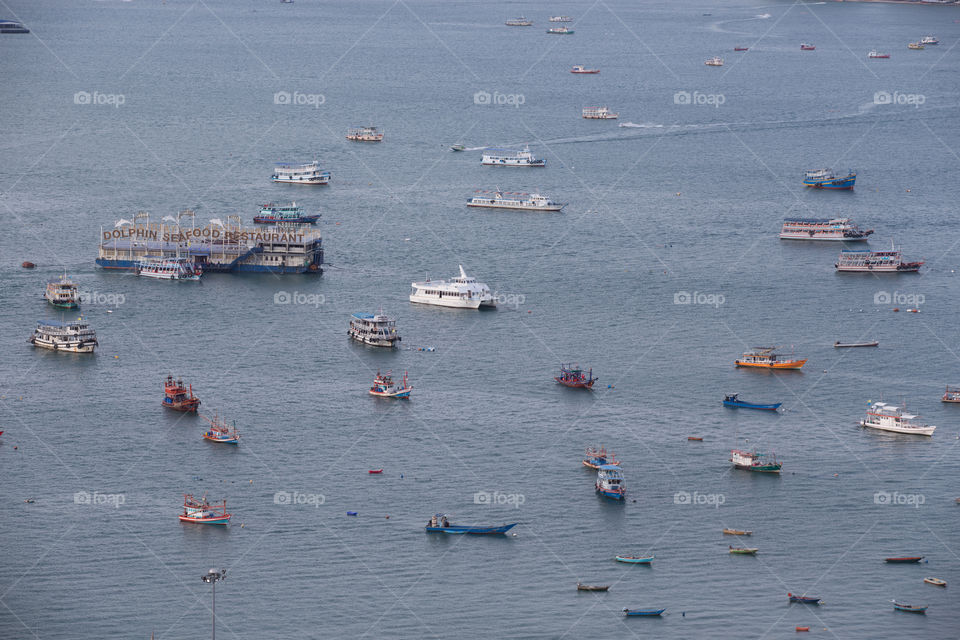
178, 494, 231, 525
555, 363, 597, 389
162, 375, 201, 412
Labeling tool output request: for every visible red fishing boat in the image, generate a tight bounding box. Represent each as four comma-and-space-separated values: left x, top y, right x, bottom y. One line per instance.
555, 364, 597, 389
734, 47, 749, 51
201, 412, 240, 445
178, 494, 231, 525
162, 375, 201, 412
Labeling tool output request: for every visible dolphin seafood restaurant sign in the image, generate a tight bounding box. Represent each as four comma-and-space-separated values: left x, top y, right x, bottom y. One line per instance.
102, 225, 308, 244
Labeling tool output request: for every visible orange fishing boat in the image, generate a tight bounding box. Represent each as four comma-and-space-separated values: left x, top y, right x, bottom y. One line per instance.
734, 347, 806, 370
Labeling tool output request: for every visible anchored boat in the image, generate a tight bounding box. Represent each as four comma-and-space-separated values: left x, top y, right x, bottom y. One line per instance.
860, 402, 935, 436
583, 446, 619, 469
779, 218, 873, 241
885, 556, 924, 563
556, 364, 597, 388
577, 583, 610, 591
29, 319, 98, 353
729, 546, 759, 554
369, 370, 412, 398
834, 341, 879, 348
409, 266, 496, 309
349, 311, 401, 348
723, 394, 781, 411
254, 202, 319, 224
596, 464, 625, 500
920, 35, 938, 45
615, 555, 654, 564
505, 17, 532, 26
272, 161, 330, 184
481, 147, 545, 167
571, 65, 600, 74
0, 20, 29, 33
923, 577, 946, 587
44, 274, 80, 308
582, 106, 618, 119
735, 347, 806, 370
892, 601, 927, 614
788, 593, 822, 604
467, 189, 565, 211
723, 528, 752, 536
549, 16, 573, 22
623, 608, 665, 617
705, 56, 724, 66
868, 50, 890, 59
908, 42, 924, 50
800, 43, 815, 50
162, 375, 201, 412
941, 387, 960, 403
346, 126, 383, 142
803, 168, 855, 189
547, 26, 574, 34
201, 412, 240, 445
179, 494, 231, 525
730, 449, 782, 473
425, 514, 517, 534
835, 247, 923, 273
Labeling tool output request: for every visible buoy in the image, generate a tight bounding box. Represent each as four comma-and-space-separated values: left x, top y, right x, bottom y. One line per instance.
347, 511, 358, 516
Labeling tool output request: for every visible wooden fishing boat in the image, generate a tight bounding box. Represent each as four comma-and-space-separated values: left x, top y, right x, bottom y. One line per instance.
885, 556, 924, 563
555, 363, 597, 389
729, 546, 758, 554
735, 347, 806, 370
834, 341, 879, 348
722, 394, 781, 411
424, 514, 517, 535
788, 593, 822, 604
923, 577, 946, 587
162, 375, 201, 412
369, 370, 412, 398
723, 528, 752, 536
577, 583, 610, 591
615, 555, 654, 564
941, 386, 960, 403
178, 494, 231, 525
623, 608, 665, 616
582, 445, 620, 469
201, 412, 240, 445
892, 600, 927, 613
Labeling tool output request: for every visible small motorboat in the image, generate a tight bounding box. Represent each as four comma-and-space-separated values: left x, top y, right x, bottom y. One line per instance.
908, 42, 924, 50
800, 43, 816, 50
868, 50, 890, 59
892, 600, 928, 614
788, 593, 822, 604
615, 555, 654, 564
834, 341, 879, 348
723, 394, 781, 411
723, 528, 752, 536
923, 577, 946, 587
687, 436, 703, 441
571, 65, 600, 74
885, 556, 924, 563
623, 608, 665, 617
21, 261, 36, 269
729, 546, 758, 555
734, 46, 749, 51
368, 469, 383, 474
577, 583, 610, 591
450, 144, 466, 152
425, 514, 517, 535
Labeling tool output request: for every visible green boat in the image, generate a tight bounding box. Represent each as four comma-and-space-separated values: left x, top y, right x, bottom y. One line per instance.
45, 275, 80, 309
450, 144, 466, 152
730, 449, 782, 473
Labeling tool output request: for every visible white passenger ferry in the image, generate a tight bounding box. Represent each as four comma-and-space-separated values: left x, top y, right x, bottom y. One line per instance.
348, 311, 401, 347
549, 16, 573, 22
272, 161, 331, 184
860, 401, 935, 436
582, 106, 618, 119
45, 274, 80, 308
136, 256, 202, 280
481, 147, 545, 167
505, 17, 532, 26
409, 266, 496, 309
346, 126, 384, 142
466, 190, 565, 212
705, 57, 724, 66
835, 247, 923, 272
30, 319, 98, 353
779, 218, 873, 241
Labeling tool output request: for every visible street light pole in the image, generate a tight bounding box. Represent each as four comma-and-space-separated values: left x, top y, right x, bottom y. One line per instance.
201, 568, 227, 640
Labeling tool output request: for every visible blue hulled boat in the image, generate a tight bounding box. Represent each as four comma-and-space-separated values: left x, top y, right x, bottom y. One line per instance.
788, 592, 822, 604
596, 464, 625, 501
0, 20, 29, 33
803, 168, 856, 189
425, 514, 517, 535
623, 608, 666, 616
723, 394, 781, 411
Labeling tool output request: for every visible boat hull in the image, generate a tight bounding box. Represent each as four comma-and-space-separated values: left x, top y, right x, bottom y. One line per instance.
735, 360, 806, 370
860, 420, 935, 436
466, 202, 564, 212
30, 339, 97, 353
556, 378, 596, 389
803, 175, 856, 189
425, 523, 517, 535
408, 295, 488, 309
733, 463, 782, 473
623, 608, 665, 616
723, 400, 782, 410
162, 398, 200, 412
884, 557, 924, 563
615, 556, 654, 564
369, 388, 412, 399
179, 515, 230, 525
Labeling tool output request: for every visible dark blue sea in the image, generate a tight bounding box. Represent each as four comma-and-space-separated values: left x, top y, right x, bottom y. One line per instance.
1, 0, 959, 637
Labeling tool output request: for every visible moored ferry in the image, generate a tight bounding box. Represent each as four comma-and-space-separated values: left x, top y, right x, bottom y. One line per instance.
779, 218, 873, 241
409, 266, 496, 309
253, 202, 319, 224
803, 168, 856, 189
505, 16, 532, 26
97, 214, 323, 274
596, 464, 625, 500
30, 319, 98, 353
467, 189, 565, 211
481, 147, 545, 167
136, 256, 202, 280
835, 247, 923, 272
582, 106, 618, 119
0, 20, 29, 33
860, 401, 935, 436
730, 449, 782, 473
44, 274, 80, 308
272, 161, 331, 184
346, 126, 384, 142
735, 347, 806, 370
349, 311, 401, 347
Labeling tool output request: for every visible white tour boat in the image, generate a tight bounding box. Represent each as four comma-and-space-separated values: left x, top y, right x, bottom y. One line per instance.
346, 126, 384, 142
705, 57, 724, 66
860, 402, 935, 436
348, 310, 401, 347
44, 274, 80, 308
481, 147, 546, 167
466, 189, 565, 212
135, 256, 202, 280
272, 161, 331, 184
779, 218, 873, 241
409, 266, 496, 310
505, 17, 532, 26
549, 16, 573, 22
30, 319, 98, 353
582, 106, 618, 119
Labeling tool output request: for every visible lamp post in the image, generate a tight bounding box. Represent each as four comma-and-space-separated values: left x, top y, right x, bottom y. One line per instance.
201, 568, 227, 640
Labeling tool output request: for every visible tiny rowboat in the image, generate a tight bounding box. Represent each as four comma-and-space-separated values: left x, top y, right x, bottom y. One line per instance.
615, 555, 654, 564
723, 394, 781, 411
623, 608, 665, 617
885, 556, 924, 563
729, 546, 758, 555
892, 600, 928, 613
788, 593, 822, 604
723, 528, 752, 536
577, 583, 610, 591
834, 341, 879, 348
923, 577, 946, 586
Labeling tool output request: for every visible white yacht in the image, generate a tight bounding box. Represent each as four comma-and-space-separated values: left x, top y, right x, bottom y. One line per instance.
30, 319, 98, 353
466, 190, 564, 211
409, 266, 496, 309
860, 401, 935, 437
271, 161, 331, 184
481, 147, 545, 167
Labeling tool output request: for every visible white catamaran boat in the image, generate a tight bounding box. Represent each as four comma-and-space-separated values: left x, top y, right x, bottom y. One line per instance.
779, 218, 873, 241
481, 147, 545, 167
271, 161, 331, 184
860, 401, 935, 436
466, 190, 565, 212
582, 106, 618, 119
30, 319, 98, 353
135, 256, 202, 280
409, 266, 496, 309
348, 310, 401, 347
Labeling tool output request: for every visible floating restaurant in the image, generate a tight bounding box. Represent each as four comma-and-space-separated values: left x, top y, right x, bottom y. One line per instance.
96, 210, 324, 274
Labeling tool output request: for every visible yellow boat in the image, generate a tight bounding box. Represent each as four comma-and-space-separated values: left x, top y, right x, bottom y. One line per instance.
923, 577, 946, 587
723, 528, 752, 536
735, 347, 806, 370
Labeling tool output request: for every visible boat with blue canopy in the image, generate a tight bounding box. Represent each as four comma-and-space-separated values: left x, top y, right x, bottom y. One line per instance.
623, 608, 665, 616
723, 394, 781, 411
425, 514, 517, 535
596, 464, 625, 500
